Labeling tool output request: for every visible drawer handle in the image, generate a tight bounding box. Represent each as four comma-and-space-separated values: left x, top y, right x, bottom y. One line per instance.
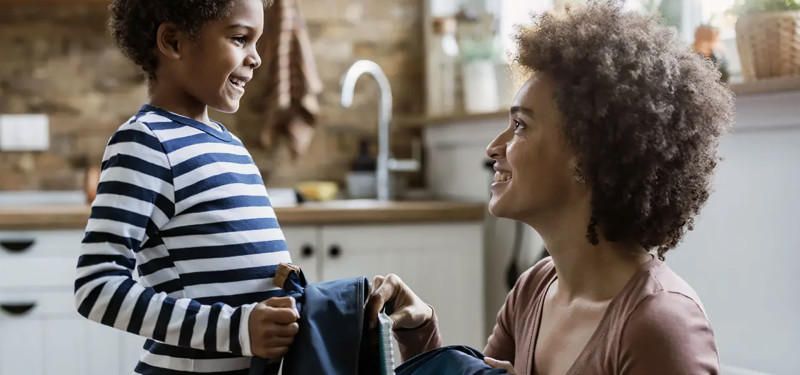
0, 302, 37, 316
301, 245, 314, 258
329, 245, 341, 259
0, 239, 35, 253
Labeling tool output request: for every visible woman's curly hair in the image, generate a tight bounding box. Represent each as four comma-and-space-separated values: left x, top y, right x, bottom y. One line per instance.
108, 0, 271, 80
513, 1, 734, 259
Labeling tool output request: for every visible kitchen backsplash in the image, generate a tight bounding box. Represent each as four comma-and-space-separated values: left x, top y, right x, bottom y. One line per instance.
0, 0, 424, 191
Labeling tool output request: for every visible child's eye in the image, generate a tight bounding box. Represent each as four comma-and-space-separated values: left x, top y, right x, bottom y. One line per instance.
232, 36, 247, 46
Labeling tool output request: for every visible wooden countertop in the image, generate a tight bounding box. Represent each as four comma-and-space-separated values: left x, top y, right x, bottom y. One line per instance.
0, 200, 485, 230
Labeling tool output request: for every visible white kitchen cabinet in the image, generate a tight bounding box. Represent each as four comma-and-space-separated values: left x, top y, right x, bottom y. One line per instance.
1, 220, 484, 373
0, 317, 43, 375
119, 331, 145, 374
0, 231, 144, 375
282, 222, 485, 351
281, 226, 321, 282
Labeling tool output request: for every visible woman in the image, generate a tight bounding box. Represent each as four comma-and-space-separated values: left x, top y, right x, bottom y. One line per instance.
366, 2, 734, 374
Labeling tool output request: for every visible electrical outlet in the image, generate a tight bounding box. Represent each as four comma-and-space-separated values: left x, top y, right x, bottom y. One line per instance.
0, 114, 49, 151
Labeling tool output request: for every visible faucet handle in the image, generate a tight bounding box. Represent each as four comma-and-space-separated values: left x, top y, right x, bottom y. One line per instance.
387, 138, 422, 172
387, 158, 420, 172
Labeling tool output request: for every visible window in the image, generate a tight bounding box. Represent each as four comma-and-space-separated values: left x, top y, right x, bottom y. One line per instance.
498, 0, 741, 78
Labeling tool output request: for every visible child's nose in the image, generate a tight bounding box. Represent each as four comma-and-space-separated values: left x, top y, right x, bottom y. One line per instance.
248, 48, 261, 69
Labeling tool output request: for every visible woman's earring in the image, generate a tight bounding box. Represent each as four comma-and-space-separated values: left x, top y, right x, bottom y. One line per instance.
574, 166, 586, 184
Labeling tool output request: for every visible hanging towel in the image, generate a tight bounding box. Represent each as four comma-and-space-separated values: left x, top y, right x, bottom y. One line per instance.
255, 0, 323, 157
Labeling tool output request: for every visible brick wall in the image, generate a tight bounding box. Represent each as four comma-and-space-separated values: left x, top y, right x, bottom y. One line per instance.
0, 0, 424, 191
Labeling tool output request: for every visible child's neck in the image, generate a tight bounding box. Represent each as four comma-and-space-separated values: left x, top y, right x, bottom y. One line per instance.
148, 80, 212, 126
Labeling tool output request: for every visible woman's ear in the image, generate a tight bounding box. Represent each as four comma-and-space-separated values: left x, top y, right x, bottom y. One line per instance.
156, 22, 182, 60
570, 157, 586, 184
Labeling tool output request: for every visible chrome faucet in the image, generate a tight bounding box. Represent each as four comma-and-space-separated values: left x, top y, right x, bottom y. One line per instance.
341, 60, 420, 201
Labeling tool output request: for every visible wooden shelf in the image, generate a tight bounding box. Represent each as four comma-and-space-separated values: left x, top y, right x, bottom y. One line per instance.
397, 76, 800, 128
729, 76, 800, 96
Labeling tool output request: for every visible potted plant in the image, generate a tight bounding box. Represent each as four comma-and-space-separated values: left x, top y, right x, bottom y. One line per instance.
732, 0, 800, 80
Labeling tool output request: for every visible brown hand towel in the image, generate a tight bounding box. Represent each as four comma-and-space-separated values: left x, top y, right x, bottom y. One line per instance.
256, 0, 323, 157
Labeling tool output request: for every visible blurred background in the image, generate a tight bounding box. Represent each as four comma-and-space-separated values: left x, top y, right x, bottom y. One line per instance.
0, 0, 799, 374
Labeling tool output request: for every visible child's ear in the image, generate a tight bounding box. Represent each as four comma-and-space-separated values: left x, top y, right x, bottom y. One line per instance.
156, 22, 183, 60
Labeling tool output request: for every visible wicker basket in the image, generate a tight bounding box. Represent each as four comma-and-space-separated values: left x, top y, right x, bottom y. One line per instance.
736, 11, 800, 80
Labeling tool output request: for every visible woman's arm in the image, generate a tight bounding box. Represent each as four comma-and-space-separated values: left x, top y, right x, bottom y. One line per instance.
483, 289, 518, 362
619, 292, 719, 374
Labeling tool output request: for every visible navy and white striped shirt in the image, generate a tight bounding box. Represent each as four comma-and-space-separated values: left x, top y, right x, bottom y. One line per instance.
75, 104, 291, 374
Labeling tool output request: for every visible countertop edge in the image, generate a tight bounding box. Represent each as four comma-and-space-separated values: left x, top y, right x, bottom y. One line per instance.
0, 201, 486, 230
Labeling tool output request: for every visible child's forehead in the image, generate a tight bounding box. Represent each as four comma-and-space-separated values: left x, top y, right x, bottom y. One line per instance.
214, 0, 265, 29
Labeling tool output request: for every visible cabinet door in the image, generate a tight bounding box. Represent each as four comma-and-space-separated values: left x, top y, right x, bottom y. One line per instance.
44, 317, 87, 375
119, 332, 145, 374
86, 320, 122, 374
0, 291, 83, 375
320, 223, 485, 351
281, 226, 321, 282
0, 316, 43, 375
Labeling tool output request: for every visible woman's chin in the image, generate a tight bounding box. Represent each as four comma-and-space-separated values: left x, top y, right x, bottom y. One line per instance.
488, 197, 505, 218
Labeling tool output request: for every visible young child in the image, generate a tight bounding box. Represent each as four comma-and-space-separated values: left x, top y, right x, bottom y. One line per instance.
74, 0, 299, 373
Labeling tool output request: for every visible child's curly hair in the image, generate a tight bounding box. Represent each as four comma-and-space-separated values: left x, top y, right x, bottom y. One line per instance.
513, 1, 734, 259
108, 0, 271, 80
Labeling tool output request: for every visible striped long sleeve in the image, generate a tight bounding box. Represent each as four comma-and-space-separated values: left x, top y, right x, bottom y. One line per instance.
74, 120, 255, 357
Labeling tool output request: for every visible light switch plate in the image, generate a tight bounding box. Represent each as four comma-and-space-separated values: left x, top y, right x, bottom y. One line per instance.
0, 114, 50, 151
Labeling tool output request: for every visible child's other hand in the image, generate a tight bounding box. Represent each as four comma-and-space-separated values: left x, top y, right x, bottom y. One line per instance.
248, 296, 300, 358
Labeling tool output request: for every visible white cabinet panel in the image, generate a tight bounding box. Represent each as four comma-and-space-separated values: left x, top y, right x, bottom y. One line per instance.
0, 318, 43, 375
320, 223, 485, 350
0, 230, 84, 291
0, 231, 84, 259
281, 226, 321, 282
44, 318, 86, 375
0, 257, 78, 290
120, 332, 145, 374
86, 321, 122, 374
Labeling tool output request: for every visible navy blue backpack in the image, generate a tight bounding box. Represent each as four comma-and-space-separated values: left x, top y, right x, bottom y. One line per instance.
394, 345, 508, 375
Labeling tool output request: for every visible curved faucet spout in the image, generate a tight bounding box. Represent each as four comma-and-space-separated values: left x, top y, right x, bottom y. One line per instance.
341, 60, 395, 200
341, 60, 392, 113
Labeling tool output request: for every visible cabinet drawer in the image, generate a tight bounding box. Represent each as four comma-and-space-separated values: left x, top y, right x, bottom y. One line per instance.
0, 230, 84, 258
0, 290, 77, 320
0, 257, 78, 289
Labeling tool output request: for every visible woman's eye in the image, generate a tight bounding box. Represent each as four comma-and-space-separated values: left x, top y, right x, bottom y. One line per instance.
513, 120, 525, 132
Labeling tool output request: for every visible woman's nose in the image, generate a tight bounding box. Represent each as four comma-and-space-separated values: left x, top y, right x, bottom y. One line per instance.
486, 130, 509, 159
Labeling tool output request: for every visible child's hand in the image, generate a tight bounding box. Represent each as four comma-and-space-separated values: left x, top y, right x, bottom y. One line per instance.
248, 296, 300, 358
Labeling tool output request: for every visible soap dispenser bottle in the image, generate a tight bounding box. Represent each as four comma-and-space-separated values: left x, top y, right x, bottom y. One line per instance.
346, 138, 377, 199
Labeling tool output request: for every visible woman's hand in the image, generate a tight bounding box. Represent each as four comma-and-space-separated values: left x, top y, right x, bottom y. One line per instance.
365, 274, 432, 329
484, 357, 515, 374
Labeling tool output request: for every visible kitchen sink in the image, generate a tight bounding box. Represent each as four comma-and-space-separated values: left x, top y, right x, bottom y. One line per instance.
0, 190, 86, 207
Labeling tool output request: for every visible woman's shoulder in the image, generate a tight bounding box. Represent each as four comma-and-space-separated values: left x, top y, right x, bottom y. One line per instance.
613, 262, 718, 371
616, 288, 719, 372
513, 257, 557, 299
633, 260, 710, 317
